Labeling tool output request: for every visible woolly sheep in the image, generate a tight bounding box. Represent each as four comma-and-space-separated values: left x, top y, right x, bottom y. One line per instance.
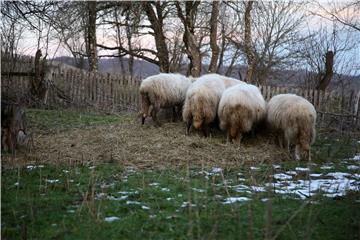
140, 73, 192, 126
218, 84, 266, 144
266, 94, 317, 161
182, 74, 245, 136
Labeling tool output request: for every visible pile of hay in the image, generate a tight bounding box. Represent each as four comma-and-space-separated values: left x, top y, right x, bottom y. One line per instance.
2, 112, 289, 170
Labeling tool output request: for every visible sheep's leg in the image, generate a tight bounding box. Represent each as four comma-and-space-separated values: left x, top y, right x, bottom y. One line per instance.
171, 107, 177, 122
176, 105, 182, 120
186, 120, 192, 135
151, 107, 161, 127
233, 133, 242, 145
226, 132, 231, 144
202, 124, 210, 137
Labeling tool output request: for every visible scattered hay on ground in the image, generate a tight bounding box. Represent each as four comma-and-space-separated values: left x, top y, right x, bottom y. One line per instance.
2, 113, 289, 170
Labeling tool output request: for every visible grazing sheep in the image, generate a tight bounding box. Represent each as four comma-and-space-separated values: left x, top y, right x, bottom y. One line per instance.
139, 73, 192, 126
266, 94, 316, 161
218, 84, 266, 144
183, 74, 245, 136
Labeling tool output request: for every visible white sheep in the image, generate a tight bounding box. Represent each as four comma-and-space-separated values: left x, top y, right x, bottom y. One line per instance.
182, 73, 245, 136
140, 73, 192, 126
218, 84, 266, 144
266, 94, 317, 161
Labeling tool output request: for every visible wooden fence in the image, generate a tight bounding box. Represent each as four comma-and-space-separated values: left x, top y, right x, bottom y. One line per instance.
1, 55, 359, 131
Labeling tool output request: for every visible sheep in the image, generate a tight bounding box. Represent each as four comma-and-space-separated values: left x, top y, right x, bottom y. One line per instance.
139, 73, 192, 126
266, 94, 317, 161
218, 84, 266, 144
182, 73, 245, 136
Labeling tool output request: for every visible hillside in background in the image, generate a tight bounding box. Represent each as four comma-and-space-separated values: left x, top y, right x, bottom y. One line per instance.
53, 56, 360, 92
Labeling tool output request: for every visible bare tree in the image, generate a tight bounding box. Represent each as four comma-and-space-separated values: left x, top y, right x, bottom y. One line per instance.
208, 1, 220, 73
143, 1, 170, 72
244, 1, 255, 83
176, 1, 202, 77
86, 1, 98, 72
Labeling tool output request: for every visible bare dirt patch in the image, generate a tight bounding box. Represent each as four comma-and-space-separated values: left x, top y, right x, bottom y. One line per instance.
2, 112, 289, 169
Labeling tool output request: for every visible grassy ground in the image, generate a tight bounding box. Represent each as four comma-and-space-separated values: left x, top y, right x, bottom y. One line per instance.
1, 108, 360, 239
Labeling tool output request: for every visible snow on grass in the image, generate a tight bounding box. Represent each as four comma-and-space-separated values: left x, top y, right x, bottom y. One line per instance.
104, 216, 120, 222
149, 182, 160, 186
320, 165, 334, 170
347, 165, 360, 170
191, 188, 205, 193
250, 166, 260, 171
309, 173, 323, 177
223, 197, 250, 204
46, 179, 60, 183
181, 202, 197, 208
353, 154, 360, 161
274, 173, 293, 180
295, 167, 310, 172
286, 171, 297, 175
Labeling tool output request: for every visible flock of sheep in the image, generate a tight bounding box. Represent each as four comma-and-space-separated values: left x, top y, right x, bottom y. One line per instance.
139, 73, 316, 161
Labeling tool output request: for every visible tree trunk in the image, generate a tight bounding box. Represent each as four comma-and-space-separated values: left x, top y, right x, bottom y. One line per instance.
208, 1, 220, 73
143, 2, 170, 73
244, 1, 255, 83
176, 2, 202, 77
87, 1, 97, 72
316, 51, 334, 91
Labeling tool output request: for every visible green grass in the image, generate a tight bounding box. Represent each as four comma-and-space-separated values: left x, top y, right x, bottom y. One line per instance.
2, 164, 359, 239
25, 108, 124, 134
2, 108, 359, 239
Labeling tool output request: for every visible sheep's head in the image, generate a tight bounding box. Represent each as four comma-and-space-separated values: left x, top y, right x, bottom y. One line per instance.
296, 137, 311, 161
192, 115, 203, 129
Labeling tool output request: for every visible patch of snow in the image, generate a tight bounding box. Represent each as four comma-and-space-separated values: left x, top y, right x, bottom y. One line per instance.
117, 191, 138, 195
223, 197, 250, 204
104, 216, 120, 222
149, 215, 156, 219
320, 165, 334, 170
161, 188, 170, 192
141, 205, 150, 210
295, 167, 310, 172
27, 165, 35, 170
211, 167, 223, 173
166, 197, 173, 201
181, 201, 197, 208
46, 179, 59, 183
261, 198, 269, 202
107, 195, 128, 201
149, 182, 160, 186
177, 194, 183, 197
326, 172, 351, 179
126, 201, 141, 205
250, 166, 260, 171
192, 188, 205, 193
309, 173, 323, 177
274, 173, 293, 180
238, 178, 246, 181
88, 166, 95, 169
14, 182, 19, 186
273, 164, 281, 169
251, 186, 266, 192
38, 165, 44, 168
62, 170, 69, 173
67, 210, 75, 213
286, 171, 297, 175
347, 165, 360, 170
353, 154, 360, 161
